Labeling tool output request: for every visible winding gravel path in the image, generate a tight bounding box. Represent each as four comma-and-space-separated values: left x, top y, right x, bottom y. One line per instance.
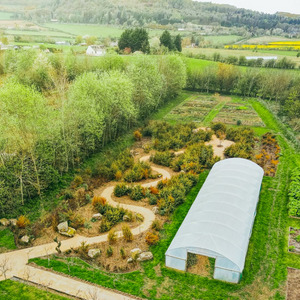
0, 155, 172, 299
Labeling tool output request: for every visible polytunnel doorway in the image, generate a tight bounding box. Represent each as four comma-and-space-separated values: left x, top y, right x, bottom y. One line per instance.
186, 253, 215, 278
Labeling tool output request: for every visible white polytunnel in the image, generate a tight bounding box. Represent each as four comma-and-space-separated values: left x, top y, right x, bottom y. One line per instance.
165, 158, 264, 283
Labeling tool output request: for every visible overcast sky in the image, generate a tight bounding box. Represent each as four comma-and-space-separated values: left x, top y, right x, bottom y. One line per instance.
195, 0, 300, 14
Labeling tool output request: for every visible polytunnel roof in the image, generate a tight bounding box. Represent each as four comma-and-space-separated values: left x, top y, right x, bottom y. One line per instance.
165, 158, 264, 273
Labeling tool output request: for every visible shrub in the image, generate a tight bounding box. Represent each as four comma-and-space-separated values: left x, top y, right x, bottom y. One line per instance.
69, 213, 85, 229
145, 232, 159, 245
114, 183, 130, 197
211, 122, 227, 134
74, 188, 87, 206
106, 246, 114, 257
124, 161, 152, 182
151, 220, 162, 231
150, 151, 175, 167
130, 185, 144, 201
120, 247, 126, 259
149, 186, 159, 195
122, 224, 133, 241
187, 253, 198, 268
108, 229, 117, 244
99, 218, 112, 232
115, 170, 122, 180
149, 194, 158, 205
92, 196, 107, 207
134, 130, 142, 141
16, 215, 30, 229
64, 189, 74, 200
73, 175, 83, 187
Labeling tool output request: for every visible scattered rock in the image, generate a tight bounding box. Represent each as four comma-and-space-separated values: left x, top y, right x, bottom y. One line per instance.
123, 215, 130, 222
20, 235, 30, 243
88, 249, 101, 258
137, 251, 153, 262
59, 227, 76, 237
130, 150, 139, 156
127, 258, 134, 263
92, 213, 102, 220
157, 174, 162, 178
57, 221, 68, 232
180, 170, 185, 173
130, 248, 142, 259
192, 128, 200, 134
152, 207, 159, 214
9, 219, 17, 227
0, 218, 10, 227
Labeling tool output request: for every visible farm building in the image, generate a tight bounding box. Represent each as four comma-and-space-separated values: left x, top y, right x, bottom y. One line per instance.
86, 45, 106, 56
165, 158, 264, 283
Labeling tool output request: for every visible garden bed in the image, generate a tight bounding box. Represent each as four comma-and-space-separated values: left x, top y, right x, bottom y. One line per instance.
287, 267, 300, 300
288, 227, 300, 254
213, 103, 265, 127
164, 94, 220, 123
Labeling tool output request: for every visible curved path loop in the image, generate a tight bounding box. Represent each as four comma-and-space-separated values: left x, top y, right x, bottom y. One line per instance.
0, 155, 173, 300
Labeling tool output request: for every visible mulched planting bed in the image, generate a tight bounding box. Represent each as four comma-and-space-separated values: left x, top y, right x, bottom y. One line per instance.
164, 95, 219, 123
287, 267, 300, 300
288, 227, 300, 254
213, 103, 265, 127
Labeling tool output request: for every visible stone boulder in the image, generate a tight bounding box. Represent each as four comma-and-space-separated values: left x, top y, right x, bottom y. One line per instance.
0, 218, 10, 227
88, 249, 101, 258
20, 235, 30, 243
130, 248, 142, 259
127, 258, 134, 263
137, 251, 153, 262
92, 213, 102, 220
59, 227, 76, 237
123, 215, 130, 222
152, 207, 159, 215
9, 219, 17, 227
57, 221, 68, 232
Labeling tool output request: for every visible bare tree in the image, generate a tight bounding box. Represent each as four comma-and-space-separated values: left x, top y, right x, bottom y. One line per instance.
0, 257, 12, 279
84, 287, 102, 300
22, 267, 35, 283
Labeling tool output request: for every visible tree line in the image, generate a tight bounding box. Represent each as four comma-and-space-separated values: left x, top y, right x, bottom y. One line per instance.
0, 50, 186, 216
10, 0, 300, 34
118, 28, 182, 53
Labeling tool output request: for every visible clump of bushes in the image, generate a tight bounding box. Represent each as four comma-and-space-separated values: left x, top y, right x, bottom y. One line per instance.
134, 130, 142, 141
94, 149, 134, 181
108, 229, 117, 244
123, 161, 152, 182
150, 151, 175, 167
129, 185, 144, 201
92, 196, 107, 207
114, 183, 131, 197
145, 232, 159, 245
151, 220, 162, 231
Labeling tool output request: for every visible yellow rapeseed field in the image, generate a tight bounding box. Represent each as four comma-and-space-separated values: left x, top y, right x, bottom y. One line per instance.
225, 41, 300, 50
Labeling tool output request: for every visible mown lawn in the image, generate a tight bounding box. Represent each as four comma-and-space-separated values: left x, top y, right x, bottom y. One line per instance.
0, 280, 70, 300
30, 98, 300, 299
0, 228, 16, 251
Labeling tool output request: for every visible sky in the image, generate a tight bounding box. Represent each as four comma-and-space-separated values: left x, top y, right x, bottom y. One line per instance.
195, 0, 300, 14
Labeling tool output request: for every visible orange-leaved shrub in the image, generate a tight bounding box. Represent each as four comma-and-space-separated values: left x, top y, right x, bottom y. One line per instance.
145, 232, 159, 245
92, 196, 107, 207
16, 215, 30, 229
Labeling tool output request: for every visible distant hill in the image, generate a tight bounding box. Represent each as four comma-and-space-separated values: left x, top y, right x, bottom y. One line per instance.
1, 0, 300, 33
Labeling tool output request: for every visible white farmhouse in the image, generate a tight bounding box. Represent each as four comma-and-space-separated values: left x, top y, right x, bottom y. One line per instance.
86, 45, 106, 56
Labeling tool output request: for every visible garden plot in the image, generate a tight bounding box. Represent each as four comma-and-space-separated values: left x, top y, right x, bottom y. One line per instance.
289, 227, 300, 254
212, 102, 265, 127
164, 95, 219, 123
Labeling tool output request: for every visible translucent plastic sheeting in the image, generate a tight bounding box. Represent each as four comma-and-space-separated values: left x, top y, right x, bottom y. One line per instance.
165, 158, 264, 274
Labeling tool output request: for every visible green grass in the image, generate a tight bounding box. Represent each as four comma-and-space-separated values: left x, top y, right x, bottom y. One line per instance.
202, 35, 241, 44
186, 57, 218, 71
4, 29, 73, 38
202, 100, 226, 126
0, 12, 13, 20
0, 228, 16, 250
0, 280, 70, 300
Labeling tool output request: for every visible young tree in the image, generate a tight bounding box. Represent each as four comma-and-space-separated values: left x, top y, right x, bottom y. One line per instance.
160, 30, 174, 51
174, 34, 182, 52
118, 28, 149, 53
75, 35, 83, 44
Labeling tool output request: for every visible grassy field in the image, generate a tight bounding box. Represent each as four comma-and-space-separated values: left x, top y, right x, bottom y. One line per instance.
0, 12, 13, 20
243, 36, 300, 44
4, 29, 73, 38
202, 34, 241, 44
0, 228, 16, 251
183, 47, 300, 65
29, 92, 300, 299
0, 280, 71, 300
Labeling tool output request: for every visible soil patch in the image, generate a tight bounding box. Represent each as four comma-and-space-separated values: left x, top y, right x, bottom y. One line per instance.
287, 267, 300, 300
288, 227, 300, 254
187, 254, 212, 277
